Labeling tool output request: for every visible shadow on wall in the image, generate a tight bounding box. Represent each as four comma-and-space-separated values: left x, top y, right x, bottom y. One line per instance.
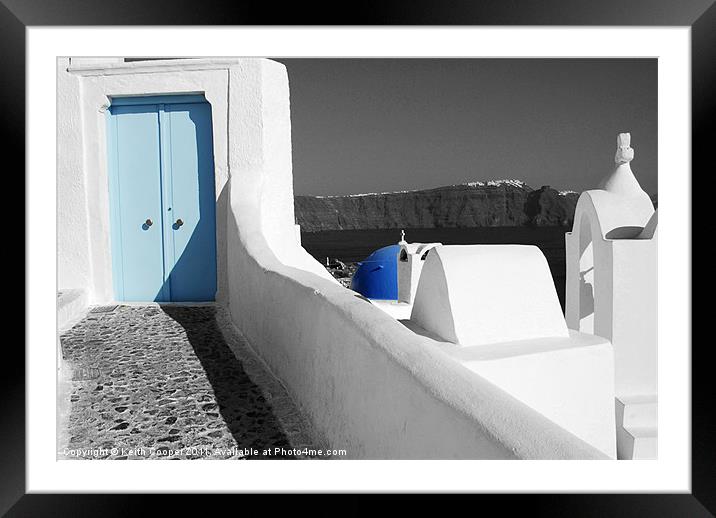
604, 226, 644, 239
579, 267, 594, 320
578, 216, 595, 333
160, 305, 295, 457
154, 106, 217, 302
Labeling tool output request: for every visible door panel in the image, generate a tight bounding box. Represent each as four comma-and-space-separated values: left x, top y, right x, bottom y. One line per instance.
108, 105, 168, 301
164, 102, 217, 301
108, 96, 217, 302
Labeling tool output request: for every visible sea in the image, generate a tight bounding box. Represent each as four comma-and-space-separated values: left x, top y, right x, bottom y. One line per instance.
301, 226, 570, 310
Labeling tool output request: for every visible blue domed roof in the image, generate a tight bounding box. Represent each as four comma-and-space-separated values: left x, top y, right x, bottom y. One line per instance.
364, 245, 401, 263
351, 244, 399, 300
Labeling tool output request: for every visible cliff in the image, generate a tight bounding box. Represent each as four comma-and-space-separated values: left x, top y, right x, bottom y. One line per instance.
295, 180, 580, 232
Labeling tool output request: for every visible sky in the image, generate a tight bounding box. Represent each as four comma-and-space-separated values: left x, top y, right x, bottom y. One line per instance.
275, 59, 657, 197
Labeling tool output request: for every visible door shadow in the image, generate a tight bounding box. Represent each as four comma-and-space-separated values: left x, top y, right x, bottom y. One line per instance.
159, 305, 296, 458
154, 101, 217, 302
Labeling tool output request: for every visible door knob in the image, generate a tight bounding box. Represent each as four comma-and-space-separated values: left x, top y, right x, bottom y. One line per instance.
145, 218, 153, 227
175, 218, 184, 227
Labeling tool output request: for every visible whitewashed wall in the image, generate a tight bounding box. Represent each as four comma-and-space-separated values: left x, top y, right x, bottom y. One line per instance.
565, 134, 657, 459
565, 140, 657, 398
59, 59, 236, 302
57, 58, 92, 293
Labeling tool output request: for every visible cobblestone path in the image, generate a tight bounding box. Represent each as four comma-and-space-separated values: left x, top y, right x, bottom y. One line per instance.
59, 305, 319, 460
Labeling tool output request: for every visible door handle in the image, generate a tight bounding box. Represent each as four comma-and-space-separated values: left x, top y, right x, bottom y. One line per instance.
145, 218, 153, 227
174, 218, 184, 228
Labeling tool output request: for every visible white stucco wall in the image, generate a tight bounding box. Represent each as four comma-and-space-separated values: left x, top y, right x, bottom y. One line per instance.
58, 58, 333, 303
398, 242, 441, 304
57, 58, 92, 292
433, 330, 616, 457
610, 239, 658, 396
62, 60, 231, 302
565, 158, 657, 397
403, 244, 615, 456
565, 134, 657, 459
411, 245, 569, 346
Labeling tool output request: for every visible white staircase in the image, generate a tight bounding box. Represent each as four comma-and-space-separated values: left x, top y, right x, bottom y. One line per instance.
615, 395, 657, 459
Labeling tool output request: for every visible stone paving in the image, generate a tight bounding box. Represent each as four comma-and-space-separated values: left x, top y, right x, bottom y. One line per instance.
58, 304, 322, 460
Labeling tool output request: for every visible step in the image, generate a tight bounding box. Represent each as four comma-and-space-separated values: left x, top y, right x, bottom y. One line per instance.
616, 394, 657, 429
57, 289, 88, 332
617, 425, 657, 460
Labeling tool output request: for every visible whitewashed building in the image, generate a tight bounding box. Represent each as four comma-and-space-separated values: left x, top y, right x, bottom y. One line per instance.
565, 133, 658, 459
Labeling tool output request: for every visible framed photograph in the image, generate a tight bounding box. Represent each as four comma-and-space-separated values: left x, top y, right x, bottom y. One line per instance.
11, 0, 709, 513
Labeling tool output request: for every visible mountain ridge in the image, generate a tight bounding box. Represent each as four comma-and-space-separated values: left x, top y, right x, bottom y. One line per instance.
295, 180, 581, 232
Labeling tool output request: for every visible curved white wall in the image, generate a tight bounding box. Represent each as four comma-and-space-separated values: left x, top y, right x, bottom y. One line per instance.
411, 245, 569, 345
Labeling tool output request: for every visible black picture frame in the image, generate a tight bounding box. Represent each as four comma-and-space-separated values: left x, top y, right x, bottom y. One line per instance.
8, 0, 710, 514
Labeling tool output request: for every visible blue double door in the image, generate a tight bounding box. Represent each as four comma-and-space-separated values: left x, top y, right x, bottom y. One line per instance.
107, 95, 217, 302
